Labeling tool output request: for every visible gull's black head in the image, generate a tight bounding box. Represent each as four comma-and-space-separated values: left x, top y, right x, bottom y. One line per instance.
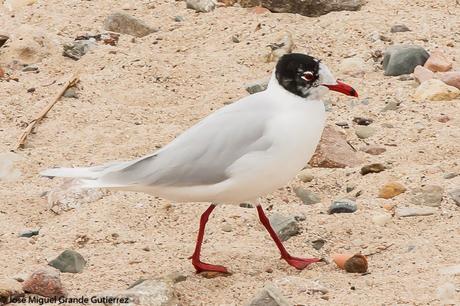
275, 53, 321, 98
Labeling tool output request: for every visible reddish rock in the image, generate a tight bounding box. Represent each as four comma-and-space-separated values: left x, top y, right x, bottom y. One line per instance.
438, 71, 460, 89
378, 182, 407, 199
437, 115, 450, 123
22, 267, 66, 298
413, 65, 434, 83
248, 6, 270, 14
309, 125, 362, 168
362, 146, 386, 155
424, 50, 453, 72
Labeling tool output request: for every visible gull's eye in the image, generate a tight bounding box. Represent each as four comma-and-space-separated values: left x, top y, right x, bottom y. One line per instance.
301, 71, 315, 82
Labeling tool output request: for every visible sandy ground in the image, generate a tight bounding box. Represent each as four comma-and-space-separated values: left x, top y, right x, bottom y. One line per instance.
1, 0, 460, 305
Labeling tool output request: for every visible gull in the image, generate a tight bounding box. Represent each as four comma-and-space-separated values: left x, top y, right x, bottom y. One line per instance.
41, 53, 358, 273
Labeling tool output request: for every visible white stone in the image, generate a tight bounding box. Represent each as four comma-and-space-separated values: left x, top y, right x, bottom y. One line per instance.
414, 79, 460, 101
340, 57, 368, 77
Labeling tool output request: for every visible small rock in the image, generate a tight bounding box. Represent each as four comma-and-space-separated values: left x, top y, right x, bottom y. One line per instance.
312, 239, 326, 250
22, 267, 66, 298
448, 189, 460, 206
63, 87, 78, 98
309, 125, 362, 168
27, 87, 36, 93
245, 78, 269, 94
380, 101, 399, 112
398, 74, 414, 81
18, 229, 39, 238
413, 65, 435, 83
411, 185, 444, 207
63, 39, 97, 60
104, 12, 158, 37
436, 282, 457, 304
328, 199, 357, 214
352, 117, 373, 126
383, 45, 429, 76
414, 79, 460, 101
437, 115, 450, 123
395, 207, 437, 217
231, 35, 240, 43
248, 6, 270, 14
22, 65, 38, 72
355, 126, 376, 139
297, 170, 314, 183
294, 213, 306, 222
269, 214, 299, 241
362, 146, 386, 155
390, 24, 410, 33
48, 250, 86, 273
0, 152, 22, 182
335, 121, 349, 128
221, 223, 232, 232
0, 35, 8, 48
439, 264, 460, 275
443, 172, 458, 179
424, 50, 452, 72
438, 71, 460, 89
340, 57, 368, 77
247, 284, 290, 306
0, 278, 24, 303
164, 272, 187, 284
186, 0, 216, 12
360, 163, 386, 175
378, 182, 406, 199
266, 32, 293, 63
173, 16, 184, 22
372, 213, 392, 226
47, 184, 106, 214
239, 203, 254, 208
293, 186, 321, 205
98, 278, 176, 306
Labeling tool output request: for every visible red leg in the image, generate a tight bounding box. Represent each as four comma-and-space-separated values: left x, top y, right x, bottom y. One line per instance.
256, 204, 321, 270
190, 204, 229, 273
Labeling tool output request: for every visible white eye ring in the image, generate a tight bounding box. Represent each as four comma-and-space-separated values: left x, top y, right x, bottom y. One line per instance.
301, 71, 314, 81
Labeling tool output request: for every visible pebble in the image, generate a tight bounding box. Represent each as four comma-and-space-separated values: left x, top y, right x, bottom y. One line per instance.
0, 152, 22, 182
360, 163, 386, 175
104, 12, 158, 37
231, 35, 240, 43
390, 24, 411, 33
18, 229, 39, 238
414, 79, 460, 101
398, 74, 414, 81
439, 264, 460, 275
297, 170, 314, 183
48, 250, 86, 273
328, 199, 357, 214
372, 213, 392, 226
438, 71, 460, 89
269, 214, 299, 241
63, 39, 97, 60
174, 16, 184, 22
164, 272, 187, 284
0, 278, 24, 302
266, 32, 293, 62
0, 34, 8, 48
363, 146, 386, 155
380, 101, 399, 112
245, 78, 269, 94
383, 45, 429, 76
443, 172, 458, 179
352, 117, 373, 126
221, 223, 232, 232
22, 65, 38, 72
355, 126, 376, 139
411, 185, 444, 207
239, 203, 254, 208
395, 207, 437, 217
340, 57, 368, 77
378, 182, 406, 199
448, 189, 460, 206
22, 267, 66, 298
63, 87, 78, 98
312, 239, 326, 250
186, 0, 216, 12
293, 186, 321, 205
424, 50, 452, 72
27, 87, 36, 93
247, 284, 290, 306
309, 125, 362, 168
414, 65, 434, 83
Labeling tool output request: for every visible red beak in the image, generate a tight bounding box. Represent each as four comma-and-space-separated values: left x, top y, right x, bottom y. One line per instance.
323, 80, 358, 97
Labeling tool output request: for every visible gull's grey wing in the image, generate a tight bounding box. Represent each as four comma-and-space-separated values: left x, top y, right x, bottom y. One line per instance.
100, 95, 273, 187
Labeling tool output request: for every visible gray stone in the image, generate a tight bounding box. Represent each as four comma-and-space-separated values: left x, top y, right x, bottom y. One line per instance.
360, 163, 386, 175
443, 172, 459, 179
63, 87, 78, 98
221, 223, 233, 232
411, 185, 444, 207
173, 16, 184, 22
245, 78, 269, 94
380, 101, 399, 112
164, 272, 187, 284
396, 207, 437, 217
104, 12, 158, 37
239, 203, 254, 208
63, 39, 97, 60
311, 239, 326, 250
269, 214, 299, 241
18, 229, 39, 238
297, 170, 314, 183
238, 0, 365, 17
22, 65, 38, 72
99, 278, 176, 306
186, 0, 216, 12
355, 126, 376, 139
391, 24, 411, 33
48, 250, 86, 273
328, 199, 357, 214
448, 189, 460, 206
383, 45, 429, 76
247, 284, 290, 306
293, 186, 321, 205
